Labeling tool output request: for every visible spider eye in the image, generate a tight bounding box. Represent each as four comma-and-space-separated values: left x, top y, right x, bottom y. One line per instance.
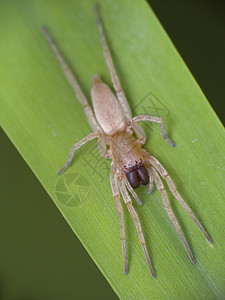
136, 165, 149, 186
126, 169, 139, 189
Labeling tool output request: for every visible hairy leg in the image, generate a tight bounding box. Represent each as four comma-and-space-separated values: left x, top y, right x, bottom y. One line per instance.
42, 26, 102, 132
118, 178, 155, 277
146, 166, 154, 194
58, 132, 100, 174
97, 136, 111, 159
147, 154, 212, 243
132, 115, 175, 147
110, 166, 128, 274
124, 177, 142, 205
132, 122, 146, 146
150, 166, 195, 262
94, 5, 132, 121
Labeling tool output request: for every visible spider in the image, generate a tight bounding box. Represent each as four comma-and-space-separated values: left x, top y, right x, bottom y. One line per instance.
42, 5, 211, 277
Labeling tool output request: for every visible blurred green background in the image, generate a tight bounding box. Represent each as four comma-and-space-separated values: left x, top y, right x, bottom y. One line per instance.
1, 0, 224, 299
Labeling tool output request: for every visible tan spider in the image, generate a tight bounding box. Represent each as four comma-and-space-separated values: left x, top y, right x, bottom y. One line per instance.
43, 5, 211, 277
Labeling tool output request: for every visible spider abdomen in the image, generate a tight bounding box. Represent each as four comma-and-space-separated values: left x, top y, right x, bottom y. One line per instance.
91, 75, 126, 135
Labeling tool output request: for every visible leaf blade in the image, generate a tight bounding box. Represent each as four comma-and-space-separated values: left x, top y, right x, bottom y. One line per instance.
1, 0, 225, 298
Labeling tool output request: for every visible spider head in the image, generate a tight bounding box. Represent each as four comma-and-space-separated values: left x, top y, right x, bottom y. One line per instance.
125, 164, 149, 189
110, 131, 149, 189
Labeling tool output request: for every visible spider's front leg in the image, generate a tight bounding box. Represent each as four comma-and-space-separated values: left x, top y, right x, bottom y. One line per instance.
146, 170, 154, 194
111, 165, 156, 277
110, 166, 128, 275
146, 153, 212, 243
148, 166, 195, 263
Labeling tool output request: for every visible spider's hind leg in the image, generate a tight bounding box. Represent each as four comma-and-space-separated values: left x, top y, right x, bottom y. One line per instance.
94, 4, 132, 121
42, 26, 102, 133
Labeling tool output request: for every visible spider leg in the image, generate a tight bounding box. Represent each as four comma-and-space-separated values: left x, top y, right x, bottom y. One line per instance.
124, 177, 142, 205
147, 154, 212, 243
110, 167, 128, 274
94, 5, 132, 121
117, 177, 155, 277
150, 166, 195, 263
146, 167, 154, 194
42, 26, 102, 133
132, 122, 146, 146
58, 132, 100, 175
97, 135, 111, 159
132, 115, 175, 147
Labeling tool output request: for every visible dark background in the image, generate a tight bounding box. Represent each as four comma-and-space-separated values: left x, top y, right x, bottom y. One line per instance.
149, 0, 225, 125
1, 1, 224, 299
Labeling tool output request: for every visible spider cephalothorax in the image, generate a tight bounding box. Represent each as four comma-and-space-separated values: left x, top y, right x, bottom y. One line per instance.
109, 131, 147, 188
43, 4, 212, 278
109, 130, 149, 188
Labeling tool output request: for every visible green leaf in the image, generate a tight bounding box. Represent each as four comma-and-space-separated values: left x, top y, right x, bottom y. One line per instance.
1, 0, 224, 298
